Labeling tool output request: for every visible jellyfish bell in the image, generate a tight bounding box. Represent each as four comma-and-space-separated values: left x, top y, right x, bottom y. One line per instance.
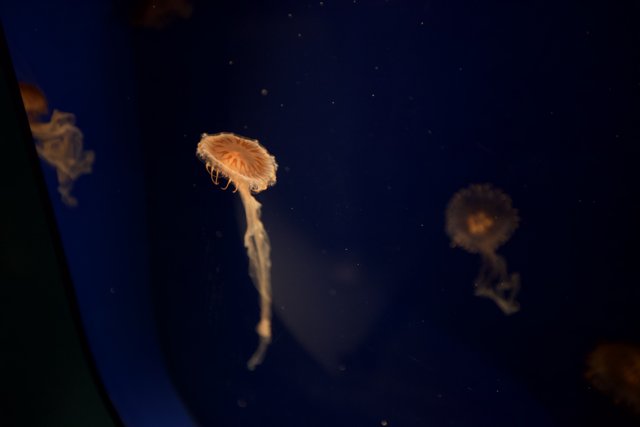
445, 184, 521, 315
586, 342, 640, 413
18, 82, 49, 122
197, 132, 276, 193
197, 132, 277, 371
446, 184, 519, 254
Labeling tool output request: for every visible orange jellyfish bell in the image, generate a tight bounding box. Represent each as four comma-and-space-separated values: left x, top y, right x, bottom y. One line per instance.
197, 132, 277, 193
586, 342, 640, 414
446, 184, 519, 254
18, 82, 49, 122
197, 132, 278, 370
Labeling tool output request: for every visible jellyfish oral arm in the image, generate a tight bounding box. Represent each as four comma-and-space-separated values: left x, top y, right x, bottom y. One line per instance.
30, 110, 94, 207
474, 253, 520, 315
238, 185, 273, 370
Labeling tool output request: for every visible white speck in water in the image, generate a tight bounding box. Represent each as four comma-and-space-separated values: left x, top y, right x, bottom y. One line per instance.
381, 421, 389, 427
237, 399, 247, 408
260, 88, 268, 96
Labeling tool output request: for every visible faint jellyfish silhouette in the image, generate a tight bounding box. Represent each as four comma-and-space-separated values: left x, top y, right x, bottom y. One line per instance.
586, 342, 640, 413
197, 132, 278, 370
19, 82, 95, 207
445, 184, 520, 315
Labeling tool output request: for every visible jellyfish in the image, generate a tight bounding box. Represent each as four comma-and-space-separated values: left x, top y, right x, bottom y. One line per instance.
445, 184, 520, 315
586, 342, 640, 413
196, 132, 277, 370
19, 82, 95, 207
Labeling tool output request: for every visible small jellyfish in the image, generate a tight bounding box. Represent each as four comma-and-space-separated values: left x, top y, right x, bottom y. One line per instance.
445, 184, 520, 315
197, 132, 277, 370
586, 342, 640, 413
19, 83, 95, 207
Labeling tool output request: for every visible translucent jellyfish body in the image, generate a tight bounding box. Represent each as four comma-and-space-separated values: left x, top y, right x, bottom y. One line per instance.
19, 83, 94, 207
586, 342, 640, 414
446, 184, 520, 315
197, 132, 277, 370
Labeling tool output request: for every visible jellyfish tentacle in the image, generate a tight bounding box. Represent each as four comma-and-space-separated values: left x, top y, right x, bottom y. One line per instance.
222, 177, 232, 190
208, 166, 220, 186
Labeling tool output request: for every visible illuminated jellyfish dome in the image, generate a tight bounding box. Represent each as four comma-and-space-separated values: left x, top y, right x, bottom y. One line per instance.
18, 82, 49, 121
197, 132, 277, 193
446, 183, 519, 254
586, 342, 640, 413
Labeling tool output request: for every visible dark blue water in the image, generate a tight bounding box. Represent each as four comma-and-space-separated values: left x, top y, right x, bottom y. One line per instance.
3, 1, 640, 426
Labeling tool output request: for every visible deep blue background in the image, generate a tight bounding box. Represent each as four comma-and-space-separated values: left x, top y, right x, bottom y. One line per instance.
3, 1, 640, 426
